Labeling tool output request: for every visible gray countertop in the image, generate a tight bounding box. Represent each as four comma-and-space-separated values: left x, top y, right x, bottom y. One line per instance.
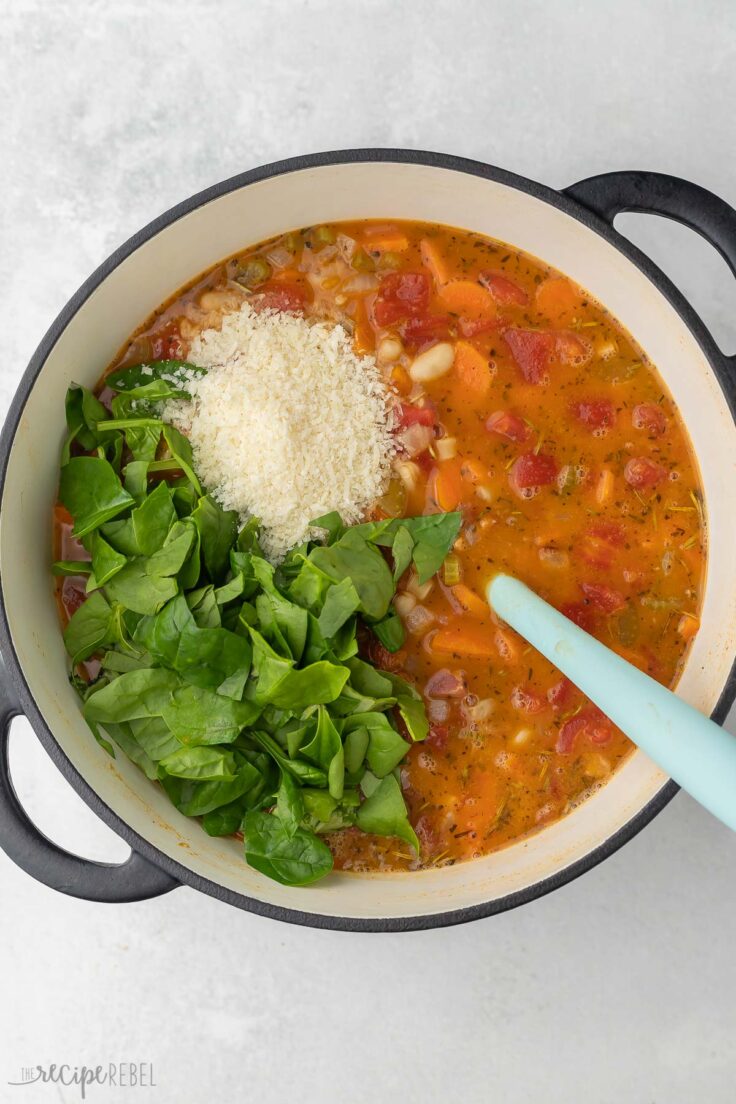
2, 2, 736, 1100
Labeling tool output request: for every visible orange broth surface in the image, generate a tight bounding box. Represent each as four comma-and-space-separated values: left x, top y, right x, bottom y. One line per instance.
54, 219, 705, 874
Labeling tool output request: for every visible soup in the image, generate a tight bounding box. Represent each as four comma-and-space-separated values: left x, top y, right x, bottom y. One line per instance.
52, 219, 705, 881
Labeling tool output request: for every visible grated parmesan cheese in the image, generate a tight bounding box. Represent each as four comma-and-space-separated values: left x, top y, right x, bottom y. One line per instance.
164, 302, 395, 561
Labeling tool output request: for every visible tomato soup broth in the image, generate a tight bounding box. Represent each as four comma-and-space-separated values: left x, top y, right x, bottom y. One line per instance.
54, 219, 705, 875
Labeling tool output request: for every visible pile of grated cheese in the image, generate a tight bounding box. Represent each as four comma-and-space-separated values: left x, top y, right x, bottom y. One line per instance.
164, 302, 395, 562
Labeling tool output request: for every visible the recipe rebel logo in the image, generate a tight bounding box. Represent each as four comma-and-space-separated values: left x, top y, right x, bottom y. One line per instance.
8, 1062, 156, 1098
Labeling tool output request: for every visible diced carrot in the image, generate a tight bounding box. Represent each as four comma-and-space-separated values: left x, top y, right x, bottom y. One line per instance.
452, 584, 489, 619
494, 627, 522, 663
353, 299, 375, 354
595, 468, 614, 505
420, 238, 451, 287
54, 503, 73, 526
535, 277, 583, 323
439, 280, 497, 320
390, 365, 412, 395
454, 340, 492, 397
677, 614, 700, 640
432, 622, 496, 659
362, 231, 409, 253
433, 458, 465, 511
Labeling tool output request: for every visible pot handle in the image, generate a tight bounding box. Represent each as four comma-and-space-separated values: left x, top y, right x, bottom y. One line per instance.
564, 171, 736, 367
0, 662, 178, 902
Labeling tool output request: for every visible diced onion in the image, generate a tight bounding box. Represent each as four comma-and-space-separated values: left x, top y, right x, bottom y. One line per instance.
377, 336, 404, 365
341, 274, 379, 294
427, 699, 450, 723
538, 546, 569, 568
266, 246, 294, 269
510, 727, 533, 748
462, 697, 495, 723
435, 436, 457, 461
395, 460, 421, 492
407, 573, 434, 601
476, 485, 493, 503
393, 592, 417, 617
397, 423, 434, 458
405, 605, 435, 635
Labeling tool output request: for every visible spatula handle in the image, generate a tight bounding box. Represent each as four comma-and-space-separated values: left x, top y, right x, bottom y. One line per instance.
488, 574, 736, 832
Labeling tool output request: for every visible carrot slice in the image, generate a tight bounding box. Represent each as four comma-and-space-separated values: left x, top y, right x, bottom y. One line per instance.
439, 280, 497, 320
452, 584, 489, 619
535, 277, 583, 324
362, 232, 409, 253
454, 340, 492, 397
420, 238, 451, 287
433, 458, 465, 511
353, 299, 375, 354
432, 622, 496, 659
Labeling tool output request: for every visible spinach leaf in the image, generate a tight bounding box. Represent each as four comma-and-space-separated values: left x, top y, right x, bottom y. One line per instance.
102, 480, 176, 557
309, 510, 344, 544
391, 524, 414, 582
63, 591, 115, 667
124, 460, 150, 502
370, 610, 405, 653
192, 494, 238, 582
162, 424, 202, 494
275, 770, 304, 835
317, 577, 361, 638
59, 456, 135, 538
160, 762, 262, 816
145, 523, 196, 578
309, 529, 394, 620
160, 746, 238, 781
84, 668, 179, 723
243, 810, 333, 886
64, 384, 109, 457
52, 560, 92, 577
128, 716, 180, 761
162, 683, 260, 744
300, 706, 344, 800
104, 722, 158, 779
106, 359, 205, 397
105, 559, 179, 615
356, 773, 419, 852
343, 727, 369, 774
84, 529, 127, 588
379, 670, 429, 742
202, 798, 249, 837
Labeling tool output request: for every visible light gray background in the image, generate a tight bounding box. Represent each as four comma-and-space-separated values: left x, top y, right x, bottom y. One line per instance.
2, 2, 736, 1101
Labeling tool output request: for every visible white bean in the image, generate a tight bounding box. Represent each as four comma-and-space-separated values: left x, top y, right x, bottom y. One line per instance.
409, 342, 455, 383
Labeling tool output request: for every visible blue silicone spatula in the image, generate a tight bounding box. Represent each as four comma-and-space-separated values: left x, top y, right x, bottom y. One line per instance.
487, 573, 736, 832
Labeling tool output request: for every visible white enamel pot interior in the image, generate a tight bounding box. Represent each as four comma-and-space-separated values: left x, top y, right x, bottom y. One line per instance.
1, 152, 735, 930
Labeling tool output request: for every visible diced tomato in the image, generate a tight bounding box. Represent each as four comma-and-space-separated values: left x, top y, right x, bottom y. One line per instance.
556, 706, 612, 753
373, 272, 431, 327
61, 577, 87, 619
400, 313, 451, 349
570, 398, 615, 431
485, 410, 531, 443
427, 724, 448, 749
368, 638, 406, 672
511, 685, 546, 713
425, 668, 466, 698
560, 602, 596, 632
509, 451, 558, 494
547, 677, 576, 709
632, 403, 667, 436
479, 272, 528, 307
580, 582, 625, 613
151, 324, 183, 360
396, 402, 436, 429
504, 329, 554, 384
588, 520, 626, 546
253, 281, 308, 313
555, 331, 592, 366
624, 456, 667, 488
458, 316, 498, 338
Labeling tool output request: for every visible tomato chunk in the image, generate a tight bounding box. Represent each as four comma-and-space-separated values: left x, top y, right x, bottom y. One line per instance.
373, 272, 431, 326
547, 677, 576, 709
485, 410, 530, 443
570, 398, 615, 431
555, 331, 592, 366
400, 313, 451, 349
151, 324, 183, 360
624, 456, 667, 488
504, 329, 554, 384
479, 272, 528, 306
253, 281, 308, 313
556, 706, 612, 753
61, 577, 87, 619
587, 520, 626, 546
395, 402, 436, 429
509, 451, 558, 494
580, 582, 625, 613
560, 602, 596, 632
632, 403, 667, 436
511, 685, 546, 713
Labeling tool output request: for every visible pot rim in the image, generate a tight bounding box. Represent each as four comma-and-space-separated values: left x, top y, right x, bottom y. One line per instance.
1, 148, 734, 932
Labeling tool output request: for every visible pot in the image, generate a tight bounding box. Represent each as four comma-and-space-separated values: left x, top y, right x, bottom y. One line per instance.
1, 151, 735, 932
